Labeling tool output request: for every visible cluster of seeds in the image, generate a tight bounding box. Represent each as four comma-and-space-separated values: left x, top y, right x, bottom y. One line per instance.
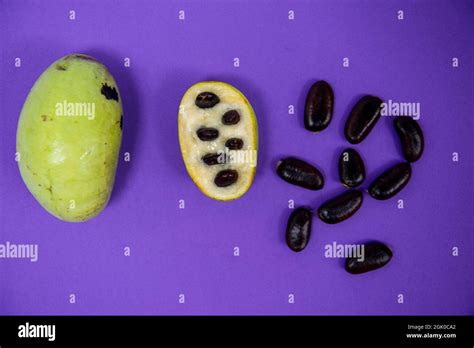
278, 80, 424, 274
194, 91, 244, 188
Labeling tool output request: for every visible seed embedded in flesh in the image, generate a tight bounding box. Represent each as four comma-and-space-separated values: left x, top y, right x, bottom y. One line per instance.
286, 207, 312, 252
195, 92, 220, 108
304, 80, 334, 132
202, 153, 224, 166
344, 95, 383, 144
276, 157, 324, 190
225, 138, 244, 150
338, 148, 365, 188
222, 110, 241, 125
214, 169, 238, 187
394, 116, 424, 163
196, 127, 219, 141
345, 242, 392, 274
368, 162, 411, 200
318, 190, 363, 224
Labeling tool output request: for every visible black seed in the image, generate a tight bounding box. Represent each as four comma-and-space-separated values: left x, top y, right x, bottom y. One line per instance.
304, 80, 334, 132
318, 190, 363, 224
120, 115, 123, 130
196, 127, 219, 141
195, 92, 220, 108
222, 110, 241, 125
338, 148, 365, 188
202, 153, 224, 166
225, 138, 244, 150
214, 169, 238, 187
394, 117, 424, 163
368, 162, 411, 200
286, 207, 312, 252
276, 157, 324, 190
344, 95, 383, 144
345, 242, 392, 274
101, 83, 119, 102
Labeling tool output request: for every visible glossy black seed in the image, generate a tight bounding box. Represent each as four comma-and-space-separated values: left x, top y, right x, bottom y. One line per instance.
344, 95, 383, 144
195, 92, 220, 108
196, 127, 219, 141
202, 153, 224, 166
276, 157, 324, 190
368, 162, 411, 200
225, 138, 244, 150
345, 242, 392, 274
101, 83, 119, 102
338, 148, 365, 188
222, 110, 241, 125
318, 190, 363, 224
394, 116, 424, 163
304, 80, 334, 132
214, 169, 238, 187
286, 207, 312, 252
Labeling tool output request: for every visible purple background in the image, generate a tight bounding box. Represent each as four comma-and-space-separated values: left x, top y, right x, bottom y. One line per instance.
0, 0, 473, 315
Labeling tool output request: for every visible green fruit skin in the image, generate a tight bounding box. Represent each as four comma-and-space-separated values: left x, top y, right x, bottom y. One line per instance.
16, 54, 123, 222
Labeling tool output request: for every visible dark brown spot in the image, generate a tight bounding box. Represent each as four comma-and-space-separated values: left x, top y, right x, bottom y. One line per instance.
120, 115, 123, 130
222, 110, 240, 125
214, 169, 238, 187
66, 54, 98, 62
202, 153, 225, 166
197, 127, 219, 141
225, 138, 244, 150
56, 64, 67, 71
41, 115, 52, 122
195, 92, 219, 108
101, 83, 119, 102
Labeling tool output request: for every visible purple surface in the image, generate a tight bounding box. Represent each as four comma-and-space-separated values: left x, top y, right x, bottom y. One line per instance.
0, 0, 473, 315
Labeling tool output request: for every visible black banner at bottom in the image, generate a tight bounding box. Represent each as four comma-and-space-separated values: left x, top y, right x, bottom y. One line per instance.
0, 315, 472, 345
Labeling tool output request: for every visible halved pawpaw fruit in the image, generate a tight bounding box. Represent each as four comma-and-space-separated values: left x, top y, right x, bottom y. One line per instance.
178, 81, 258, 201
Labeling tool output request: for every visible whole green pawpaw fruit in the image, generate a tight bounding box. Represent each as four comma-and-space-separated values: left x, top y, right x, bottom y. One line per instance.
16, 54, 123, 222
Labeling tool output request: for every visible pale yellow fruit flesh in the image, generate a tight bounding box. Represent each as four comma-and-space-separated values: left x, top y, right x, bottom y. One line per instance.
178, 81, 258, 201
16, 54, 122, 222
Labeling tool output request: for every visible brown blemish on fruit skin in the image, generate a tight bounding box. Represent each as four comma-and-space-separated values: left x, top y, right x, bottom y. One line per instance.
101, 83, 119, 102
41, 115, 52, 122
120, 115, 123, 130
65, 54, 98, 62
56, 64, 67, 71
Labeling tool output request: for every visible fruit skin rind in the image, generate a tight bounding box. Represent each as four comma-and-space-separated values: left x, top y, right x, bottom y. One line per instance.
178, 81, 258, 201
16, 54, 123, 222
